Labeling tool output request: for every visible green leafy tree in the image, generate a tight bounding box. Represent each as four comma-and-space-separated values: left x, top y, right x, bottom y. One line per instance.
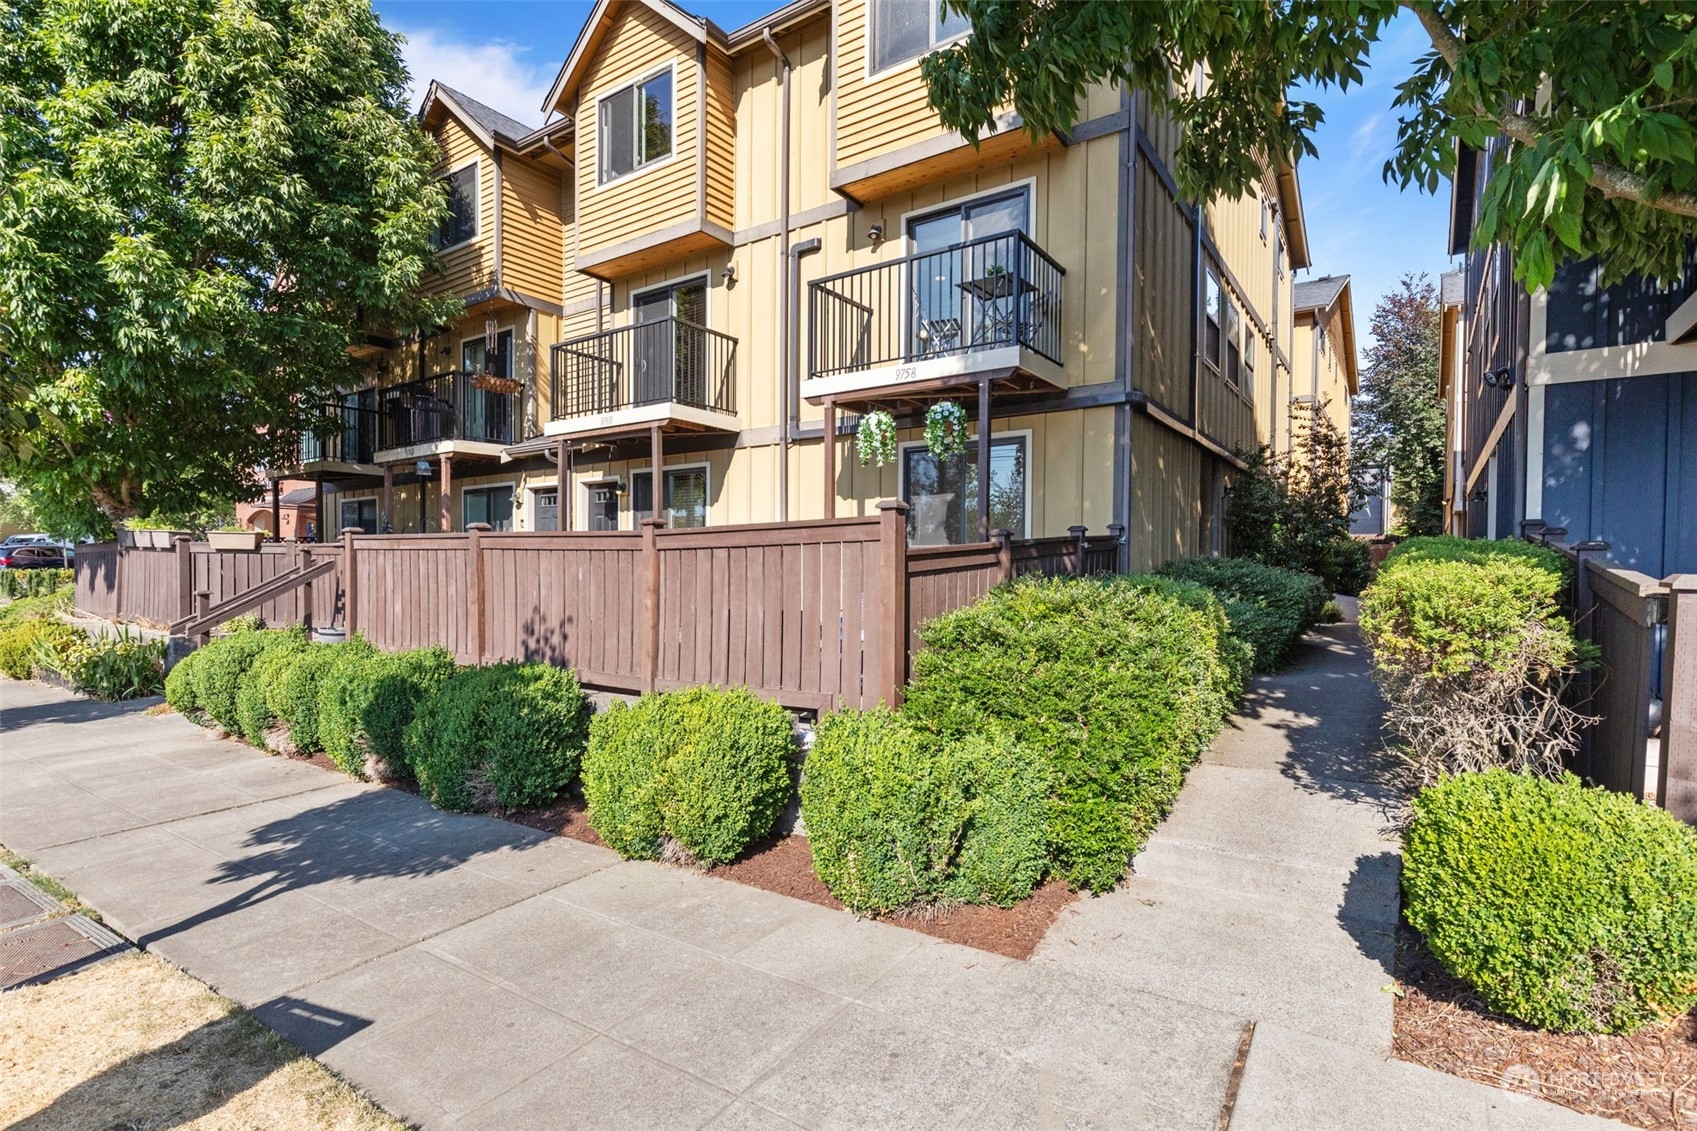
922, 2, 1697, 289
1353, 275, 1446, 535
0, 0, 453, 533
1228, 399, 1365, 582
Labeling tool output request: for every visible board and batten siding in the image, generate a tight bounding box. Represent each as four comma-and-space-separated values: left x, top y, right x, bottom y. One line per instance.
575, 6, 702, 262
1130, 413, 1204, 572
422, 115, 496, 298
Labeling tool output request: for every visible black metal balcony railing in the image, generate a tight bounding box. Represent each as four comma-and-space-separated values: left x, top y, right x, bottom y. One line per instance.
299, 394, 380, 465
376, 372, 515, 450
550, 318, 737, 421
809, 230, 1066, 380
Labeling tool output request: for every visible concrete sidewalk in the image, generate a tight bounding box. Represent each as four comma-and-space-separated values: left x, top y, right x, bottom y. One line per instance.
0, 641, 1617, 1129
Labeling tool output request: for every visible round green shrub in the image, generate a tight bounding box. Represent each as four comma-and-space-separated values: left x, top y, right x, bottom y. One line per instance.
193, 628, 297, 733
406, 662, 590, 812
236, 634, 311, 748
266, 639, 370, 752
1317, 537, 1372, 597
943, 731, 1053, 907
318, 643, 455, 778
581, 695, 673, 859
800, 707, 967, 914
903, 574, 1233, 892
659, 687, 794, 865
165, 645, 207, 715
1157, 556, 1328, 671
0, 619, 86, 680
1404, 770, 1697, 1035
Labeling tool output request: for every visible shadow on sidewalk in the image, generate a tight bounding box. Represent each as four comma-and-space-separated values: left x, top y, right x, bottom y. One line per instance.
0, 692, 159, 732
136, 793, 540, 949
1337, 850, 1401, 980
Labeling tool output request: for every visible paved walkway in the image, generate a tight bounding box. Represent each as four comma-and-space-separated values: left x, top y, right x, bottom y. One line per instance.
0, 627, 1617, 1130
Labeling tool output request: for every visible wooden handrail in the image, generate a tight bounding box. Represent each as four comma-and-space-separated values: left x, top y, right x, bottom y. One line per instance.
170, 558, 337, 641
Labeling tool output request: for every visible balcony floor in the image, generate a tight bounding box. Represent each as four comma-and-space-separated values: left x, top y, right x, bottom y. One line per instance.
372, 439, 512, 466
543, 400, 739, 442
801, 344, 1065, 410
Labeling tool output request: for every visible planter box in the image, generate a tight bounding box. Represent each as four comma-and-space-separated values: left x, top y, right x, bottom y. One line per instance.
132, 530, 189, 549
207, 530, 263, 552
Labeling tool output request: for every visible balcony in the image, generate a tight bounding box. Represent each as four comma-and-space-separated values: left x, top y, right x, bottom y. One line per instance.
545, 318, 738, 440
804, 230, 1066, 407
373, 372, 517, 462
280, 395, 382, 480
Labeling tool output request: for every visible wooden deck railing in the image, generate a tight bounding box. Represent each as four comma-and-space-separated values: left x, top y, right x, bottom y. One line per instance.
71, 508, 1124, 714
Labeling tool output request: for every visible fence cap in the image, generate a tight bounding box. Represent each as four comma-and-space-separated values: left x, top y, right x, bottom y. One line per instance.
876, 499, 910, 514
466, 522, 493, 532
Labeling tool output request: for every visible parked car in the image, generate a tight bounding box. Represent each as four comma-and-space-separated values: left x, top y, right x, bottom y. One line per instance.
0, 545, 68, 569
0, 533, 49, 548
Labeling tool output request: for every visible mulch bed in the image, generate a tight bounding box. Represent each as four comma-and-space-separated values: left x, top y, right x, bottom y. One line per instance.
1393, 922, 1697, 1129
506, 791, 1078, 960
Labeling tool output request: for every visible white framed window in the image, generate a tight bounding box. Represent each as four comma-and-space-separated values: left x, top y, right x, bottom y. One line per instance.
631, 462, 709, 528
899, 431, 1030, 545
870, 0, 969, 76
1203, 267, 1224, 372
598, 67, 673, 184
431, 161, 479, 251
1225, 300, 1243, 387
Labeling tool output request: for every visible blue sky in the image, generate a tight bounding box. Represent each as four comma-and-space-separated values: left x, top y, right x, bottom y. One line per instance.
372, 1, 1456, 356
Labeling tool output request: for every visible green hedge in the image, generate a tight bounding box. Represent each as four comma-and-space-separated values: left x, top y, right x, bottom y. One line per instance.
236, 634, 312, 747
0, 568, 74, 600
406, 662, 590, 812
0, 585, 72, 626
1316, 538, 1372, 598
902, 574, 1235, 892
318, 643, 455, 778
1404, 771, 1697, 1034
187, 627, 301, 733
1157, 557, 1327, 671
0, 619, 86, 680
1381, 534, 1566, 577
264, 639, 371, 753
582, 686, 795, 865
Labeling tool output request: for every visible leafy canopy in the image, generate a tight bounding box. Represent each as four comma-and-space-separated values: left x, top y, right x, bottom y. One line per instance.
1352, 274, 1446, 536
0, 0, 455, 532
922, 2, 1697, 290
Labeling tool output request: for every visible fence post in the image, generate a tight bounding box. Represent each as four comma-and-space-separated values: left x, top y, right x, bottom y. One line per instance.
114, 544, 127, 623
467, 522, 491, 665
641, 518, 664, 692
342, 527, 361, 638
878, 500, 909, 707
193, 590, 212, 647
1662, 575, 1697, 824
174, 537, 194, 623
1108, 523, 1127, 575
1068, 525, 1088, 578
992, 528, 1013, 585
297, 543, 314, 632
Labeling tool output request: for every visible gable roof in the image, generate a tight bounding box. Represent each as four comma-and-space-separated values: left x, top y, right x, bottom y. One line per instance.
1294, 274, 1358, 394
420, 81, 538, 150
541, 0, 720, 116
1293, 274, 1348, 313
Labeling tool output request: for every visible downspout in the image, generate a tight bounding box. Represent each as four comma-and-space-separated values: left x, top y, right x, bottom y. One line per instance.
492, 149, 504, 289
764, 27, 794, 519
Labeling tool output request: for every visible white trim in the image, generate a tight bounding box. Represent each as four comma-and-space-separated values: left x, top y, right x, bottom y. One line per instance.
593, 62, 679, 190
1486, 453, 1499, 541
373, 439, 509, 464
433, 158, 482, 253
542, 0, 706, 117
630, 459, 712, 529
1530, 283, 1697, 385
896, 428, 1034, 541
1524, 383, 1545, 522
1667, 289, 1697, 344
461, 479, 519, 530
542, 400, 737, 438
863, 1, 970, 83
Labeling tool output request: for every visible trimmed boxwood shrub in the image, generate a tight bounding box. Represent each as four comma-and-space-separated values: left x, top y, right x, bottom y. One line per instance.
902, 574, 1234, 892
236, 632, 311, 748
582, 686, 796, 865
318, 643, 454, 778
1157, 557, 1327, 671
1404, 770, 1697, 1035
1381, 534, 1566, 576
264, 639, 371, 753
164, 644, 207, 715
192, 627, 298, 734
941, 730, 1052, 907
0, 618, 86, 680
406, 662, 591, 812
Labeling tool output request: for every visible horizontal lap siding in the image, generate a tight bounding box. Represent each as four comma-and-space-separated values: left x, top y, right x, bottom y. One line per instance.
835, 0, 947, 169
501, 156, 566, 301
422, 117, 495, 298
703, 49, 736, 231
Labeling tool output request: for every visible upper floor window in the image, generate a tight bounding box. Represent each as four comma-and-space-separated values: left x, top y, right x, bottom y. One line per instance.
599, 69, 672, 183
872, 0, 969, 74
431, 164, 478, 250
1224, 300, 1242, 387
1203, 268, 1223, 371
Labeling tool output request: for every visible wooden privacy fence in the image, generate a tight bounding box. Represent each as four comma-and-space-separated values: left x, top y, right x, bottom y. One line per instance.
1546, 537, 1696, 825
73, 507, 1125, 714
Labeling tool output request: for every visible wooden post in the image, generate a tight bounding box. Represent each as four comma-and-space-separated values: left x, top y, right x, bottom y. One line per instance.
342, 526, 360, 638
1108, 523, 1126, 575
297, 542, 315, 631
640, 517, 664, 692
174, 536, 193, 624
113, 541, 127, 623
270, 479, 281, 542
313, 481, 323, 543
1662, 574, 1697, 824
439, 455, 453, 533
1069, 525, 1089, 577
556, 438, 571, 531
382, 465, 394, 533
878, 499, 910, 707
193, 590, 212, 647
650, 423, 666, 527
822, 398, 837, 520
992, 528, 1013, 585
976, 376, 992, 542
466, 522, 491, 665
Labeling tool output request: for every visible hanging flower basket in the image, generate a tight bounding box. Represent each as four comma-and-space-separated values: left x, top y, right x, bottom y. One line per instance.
857, 409, 897, 467
925, 401, 967, 460
472, 373, 523, 395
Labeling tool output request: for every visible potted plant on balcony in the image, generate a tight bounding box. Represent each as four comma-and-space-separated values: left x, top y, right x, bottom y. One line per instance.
207, 526, 264, 551
858, 410, 896, 466
925, 401, 967, 460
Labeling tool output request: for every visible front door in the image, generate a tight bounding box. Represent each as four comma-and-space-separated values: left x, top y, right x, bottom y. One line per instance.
461, 329, 514, 442
533, 489, 559, 532
632, 281, 706, 405
587, 484, 619, 531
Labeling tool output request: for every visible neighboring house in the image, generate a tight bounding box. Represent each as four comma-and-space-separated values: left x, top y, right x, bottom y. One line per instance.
294, 0, 1350, 570
1441, 139, 1697, 575
235, 481, 319, 541
1288, 273, 1358, 445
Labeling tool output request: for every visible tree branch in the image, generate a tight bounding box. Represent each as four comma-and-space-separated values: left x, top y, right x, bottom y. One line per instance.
1402, 0, 1697, 219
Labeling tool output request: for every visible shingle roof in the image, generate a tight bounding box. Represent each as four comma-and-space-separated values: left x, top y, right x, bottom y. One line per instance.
434, 83, 537, 146
1293, 274, 1349, 313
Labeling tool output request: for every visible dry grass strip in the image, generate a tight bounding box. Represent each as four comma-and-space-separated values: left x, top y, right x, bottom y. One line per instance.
0, 950, 409, 1130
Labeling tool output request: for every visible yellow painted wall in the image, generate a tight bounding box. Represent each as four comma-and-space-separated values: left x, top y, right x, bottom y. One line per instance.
500, 153, 567, 302
421, 115, 496, 298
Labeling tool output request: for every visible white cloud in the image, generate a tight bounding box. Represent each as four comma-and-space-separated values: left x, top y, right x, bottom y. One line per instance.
392, 26, 556, 126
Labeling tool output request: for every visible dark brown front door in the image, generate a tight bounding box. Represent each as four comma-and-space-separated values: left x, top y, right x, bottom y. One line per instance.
588, 484, 619, 531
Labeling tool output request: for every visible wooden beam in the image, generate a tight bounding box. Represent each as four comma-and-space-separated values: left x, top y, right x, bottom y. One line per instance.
977, 375, 991, 542
270, 479, 281, 542
651, 423, 666, 527
439, 454, 453, 532
382, 465, 394, 533
822, 399, 836, 520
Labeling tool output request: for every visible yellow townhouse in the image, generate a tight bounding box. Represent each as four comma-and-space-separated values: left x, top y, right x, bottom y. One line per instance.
298, 0, 1350, 573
